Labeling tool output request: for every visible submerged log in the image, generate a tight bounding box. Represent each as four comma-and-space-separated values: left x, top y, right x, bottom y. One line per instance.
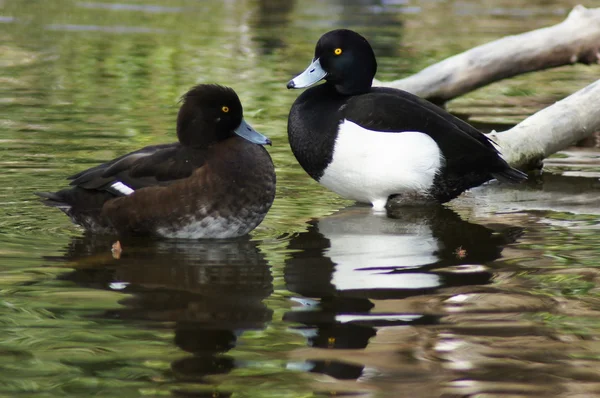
375, 5, 600, 104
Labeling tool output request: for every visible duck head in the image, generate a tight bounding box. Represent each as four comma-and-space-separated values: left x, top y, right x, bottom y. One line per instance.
177, 84, 271, 147
287, 29, 377, 95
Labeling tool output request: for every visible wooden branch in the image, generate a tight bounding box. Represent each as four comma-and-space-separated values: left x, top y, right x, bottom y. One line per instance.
489, 78, 600, 170
375, 5, 600, 103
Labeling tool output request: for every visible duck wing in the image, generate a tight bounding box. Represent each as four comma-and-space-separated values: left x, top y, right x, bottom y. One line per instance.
68, 143, 208, 196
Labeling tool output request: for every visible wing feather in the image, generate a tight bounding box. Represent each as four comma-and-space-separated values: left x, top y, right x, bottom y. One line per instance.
68, 143, 207, 196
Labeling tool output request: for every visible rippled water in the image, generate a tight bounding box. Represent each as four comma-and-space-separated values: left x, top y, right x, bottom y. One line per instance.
1, 0, 600, 397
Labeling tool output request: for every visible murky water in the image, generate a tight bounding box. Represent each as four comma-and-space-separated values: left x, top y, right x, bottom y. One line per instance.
1, 0, 600, 397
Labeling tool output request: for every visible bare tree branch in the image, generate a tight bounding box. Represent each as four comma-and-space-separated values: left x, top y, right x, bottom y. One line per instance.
375, 5, 600, 104
490, 78, 600, 170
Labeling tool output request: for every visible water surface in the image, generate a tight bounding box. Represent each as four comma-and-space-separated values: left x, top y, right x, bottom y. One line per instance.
1, 0, 600, 397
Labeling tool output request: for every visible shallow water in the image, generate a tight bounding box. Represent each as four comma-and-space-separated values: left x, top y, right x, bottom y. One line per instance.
1, 0, 600, 397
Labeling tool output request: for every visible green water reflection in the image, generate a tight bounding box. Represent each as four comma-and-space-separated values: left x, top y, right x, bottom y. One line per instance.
1, 0, 600, 397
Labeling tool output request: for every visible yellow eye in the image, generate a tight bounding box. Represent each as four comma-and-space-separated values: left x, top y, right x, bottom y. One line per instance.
221, 106, 229, 113
334, 48, 342, 55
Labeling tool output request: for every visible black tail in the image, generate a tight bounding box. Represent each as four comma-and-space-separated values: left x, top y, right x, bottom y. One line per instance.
492, 167, 527, 184
36, 187, 116, 209
35, 191, 71, 208
35, 187, 117, 232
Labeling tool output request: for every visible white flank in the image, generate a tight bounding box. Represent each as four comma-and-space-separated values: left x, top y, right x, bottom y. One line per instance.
320, 120, 443, 210
110, 181, 134, 195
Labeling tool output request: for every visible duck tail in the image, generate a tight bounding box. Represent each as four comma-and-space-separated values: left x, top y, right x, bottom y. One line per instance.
35, 191, 71, 209
492, 167, 528, 184
35, 188, 117, 232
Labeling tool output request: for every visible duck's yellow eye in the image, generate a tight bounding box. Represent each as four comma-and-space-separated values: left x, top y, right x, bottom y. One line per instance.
334, 48, 342, 55
221, 106, 229, 113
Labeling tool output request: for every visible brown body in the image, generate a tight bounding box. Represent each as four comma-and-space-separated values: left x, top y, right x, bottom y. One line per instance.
103, 138, 275, 238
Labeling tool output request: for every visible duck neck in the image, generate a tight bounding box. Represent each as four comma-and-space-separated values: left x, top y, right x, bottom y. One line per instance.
177, 117, 221, 148
334, 81, 371, 95
329, 70, 374, 95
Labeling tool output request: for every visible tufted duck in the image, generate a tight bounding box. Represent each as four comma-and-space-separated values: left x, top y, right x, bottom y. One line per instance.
287, 29, 526, 210
37, 84, 276, 239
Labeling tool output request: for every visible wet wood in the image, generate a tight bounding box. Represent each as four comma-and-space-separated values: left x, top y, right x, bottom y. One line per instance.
376, 5, 600, 103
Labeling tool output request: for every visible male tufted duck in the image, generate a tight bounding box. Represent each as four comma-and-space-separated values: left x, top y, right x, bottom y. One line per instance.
37, 84, 276, 239
287, 29, 526, 211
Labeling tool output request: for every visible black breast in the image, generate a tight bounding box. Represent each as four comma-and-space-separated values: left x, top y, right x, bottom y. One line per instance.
287, 85, 346, 180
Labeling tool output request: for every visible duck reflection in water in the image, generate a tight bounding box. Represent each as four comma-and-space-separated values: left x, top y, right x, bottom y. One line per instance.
284, 205, 522, 382
53, 236, 272, 394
